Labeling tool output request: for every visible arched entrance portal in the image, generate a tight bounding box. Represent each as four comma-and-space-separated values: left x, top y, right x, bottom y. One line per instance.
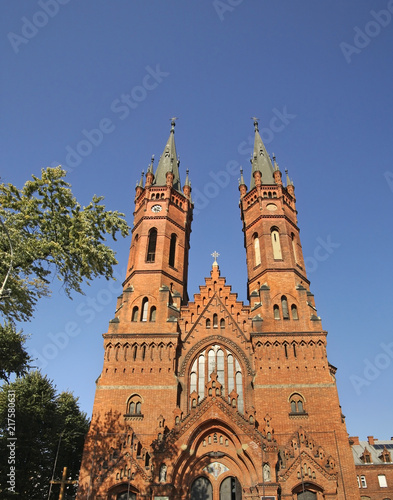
297, 492, 317, 500
191, 476, 213, 500
297, 491, 317, 500
219, 476, 242, 500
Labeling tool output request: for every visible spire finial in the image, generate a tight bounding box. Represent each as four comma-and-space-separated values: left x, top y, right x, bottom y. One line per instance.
211, 250, 220, 266
170, 117, 178, 132
251, 116, 259, 132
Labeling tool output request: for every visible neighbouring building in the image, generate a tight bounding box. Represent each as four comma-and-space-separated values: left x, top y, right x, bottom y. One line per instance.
77, 119, 361, 499
350, 435, 393, 499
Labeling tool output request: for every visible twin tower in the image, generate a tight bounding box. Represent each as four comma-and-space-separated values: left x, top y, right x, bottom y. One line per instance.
77, 120, 360, 500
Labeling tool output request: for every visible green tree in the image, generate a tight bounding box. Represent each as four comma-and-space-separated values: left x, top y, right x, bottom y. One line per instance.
0, 166, 129, 323
0, 322, 32, 382
0, 371, 89, 499
0, 166, 129, 379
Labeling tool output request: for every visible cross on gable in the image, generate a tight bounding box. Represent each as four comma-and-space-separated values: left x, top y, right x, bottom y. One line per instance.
211, 251, 220, 264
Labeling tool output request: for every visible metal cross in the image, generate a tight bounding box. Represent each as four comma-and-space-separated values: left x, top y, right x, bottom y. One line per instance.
211, 251, 220, 264
50, 467, 77, 500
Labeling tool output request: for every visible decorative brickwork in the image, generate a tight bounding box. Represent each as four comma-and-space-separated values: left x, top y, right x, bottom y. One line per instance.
77, 121, 360, 500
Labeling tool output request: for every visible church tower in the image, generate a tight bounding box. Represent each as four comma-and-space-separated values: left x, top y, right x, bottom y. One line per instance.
77, 120, 360, 500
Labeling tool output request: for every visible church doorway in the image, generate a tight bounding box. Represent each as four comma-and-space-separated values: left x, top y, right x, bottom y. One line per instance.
219, 476, 242, 500
297, 492, 317, 500
116, 493, 136, 500
190, 476, 213, 500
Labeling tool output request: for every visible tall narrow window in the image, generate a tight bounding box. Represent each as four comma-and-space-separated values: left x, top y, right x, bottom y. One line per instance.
291, 304, 298, 320
130, 234, 139, 268
132, 306, 139, 322
281, 296, 289, 319
273, 305, 280, 320
291, 233, 298, 263
213, 314, 218, 328
253, 233, 261, 266
146, 228, 157, 262
141, 298, 149, 321
271, 228, 282, 260
149, 306, 156, 322
169, 233, 177, 267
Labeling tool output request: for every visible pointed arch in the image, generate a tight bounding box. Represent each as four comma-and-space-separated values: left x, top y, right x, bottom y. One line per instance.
169, 233, 177, 267
149, 305, 156, 322
146, 227, 157, 262
141, 297, 149, 321
253, 232, 261, 267
271, 227, 282, 260
281, 295, 289, 319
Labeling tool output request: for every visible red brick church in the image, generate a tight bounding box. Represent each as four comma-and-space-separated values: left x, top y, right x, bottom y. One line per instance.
77, 119, 360, 499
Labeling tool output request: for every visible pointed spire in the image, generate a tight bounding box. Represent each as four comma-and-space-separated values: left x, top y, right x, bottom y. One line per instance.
238, 166, 247, 197
183, 168, 192, 199
138, 170, 144, 188
147, 155, 154, 174
285, 168, 293, 186
153, 117, 181, 192
184, 168, 190, 186
249, 117, 275, 189
239, 167, 246, 187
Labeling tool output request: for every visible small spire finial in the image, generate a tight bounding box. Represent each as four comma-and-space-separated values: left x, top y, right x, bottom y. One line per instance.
211, 250, 220, 265
251, 116, 259, 132
170, 117, 178, 132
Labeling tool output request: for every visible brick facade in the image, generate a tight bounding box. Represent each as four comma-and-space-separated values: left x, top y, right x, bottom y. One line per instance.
77, 121, 360, 500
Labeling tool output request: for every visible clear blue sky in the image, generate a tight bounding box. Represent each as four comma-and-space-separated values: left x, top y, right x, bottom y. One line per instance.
1, 1, 392, 440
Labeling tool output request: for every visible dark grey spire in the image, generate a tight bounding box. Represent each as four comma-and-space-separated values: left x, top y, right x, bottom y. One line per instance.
249, 118, 275, 189
153, 118, 181, 191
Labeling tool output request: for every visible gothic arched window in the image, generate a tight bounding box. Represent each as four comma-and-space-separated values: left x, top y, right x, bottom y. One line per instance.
281, 296, 289, 319
150, 306, 156, 322
132, 306, 139, 322
127, 394, 142, 415
291, 304, 298, 320
188, 345, 244, 413
253, 233, 261, 266
169, 233, 177, 267
146, 228, 157, 262
141, 297, 149, 322
271, 227, 282, 260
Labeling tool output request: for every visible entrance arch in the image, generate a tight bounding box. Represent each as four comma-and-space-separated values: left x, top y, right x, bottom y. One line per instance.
220, 476, 242, 500
190, 476, 213, 500
297, 492, 317, 500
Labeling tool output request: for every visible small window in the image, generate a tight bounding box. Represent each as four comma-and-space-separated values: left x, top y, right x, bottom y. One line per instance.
281, 296, 289, 319
127, 395, 142, 415
141, 297, 149, 321
132, 306, 139, 322
360, 475, 367, 488
169, 233, 177, 267
290, 393, 305, 414
150, 306, 156, 322
378, 475, 388, 487
146, 228, 157, 262
213, 314, 218, 328
206, 318, 211, 329
273, 305, 280, 320
253, 233, 261, 266
220, 318, 225, 329
291, 304, 298, 320
271, 228, 282, 259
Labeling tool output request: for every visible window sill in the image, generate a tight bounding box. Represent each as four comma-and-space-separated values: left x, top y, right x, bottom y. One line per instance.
124, 413, 144, 420
289, 411, 308, 418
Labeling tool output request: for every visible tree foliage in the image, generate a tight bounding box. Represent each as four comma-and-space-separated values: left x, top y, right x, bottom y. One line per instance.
0, 166, 129, 323
0, 371, 89, 499
0, 322, 32, 382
